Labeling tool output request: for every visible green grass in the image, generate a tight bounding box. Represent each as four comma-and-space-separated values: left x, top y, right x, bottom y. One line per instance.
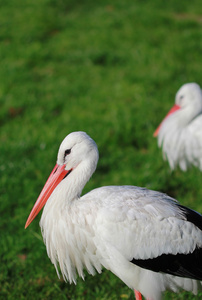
1, 0, 202, 299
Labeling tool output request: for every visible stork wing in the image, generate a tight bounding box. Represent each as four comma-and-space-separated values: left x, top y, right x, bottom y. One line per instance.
89, 186, 202, 278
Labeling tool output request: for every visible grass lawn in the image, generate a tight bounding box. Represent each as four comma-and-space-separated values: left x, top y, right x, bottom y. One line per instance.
1, 0, 202, 299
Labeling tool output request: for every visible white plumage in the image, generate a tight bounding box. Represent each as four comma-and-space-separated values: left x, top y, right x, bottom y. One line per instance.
25, 131, 202, 300
154, 82, 202, 171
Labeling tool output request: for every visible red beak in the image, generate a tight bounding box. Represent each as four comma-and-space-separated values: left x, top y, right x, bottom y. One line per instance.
153, 104, 181, 137
25, 164, 69, 228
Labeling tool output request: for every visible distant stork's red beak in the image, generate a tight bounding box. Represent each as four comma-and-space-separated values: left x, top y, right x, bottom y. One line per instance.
25, 164, 69, 228
153, 104, 181, 137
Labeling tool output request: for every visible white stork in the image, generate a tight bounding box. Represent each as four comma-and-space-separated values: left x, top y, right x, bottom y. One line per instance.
154, 82, 202, 171
25, 131, 202, 300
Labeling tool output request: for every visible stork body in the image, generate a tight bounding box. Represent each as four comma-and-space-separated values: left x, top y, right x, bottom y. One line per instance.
26, 132, 202, 300
154, 83, 202, 171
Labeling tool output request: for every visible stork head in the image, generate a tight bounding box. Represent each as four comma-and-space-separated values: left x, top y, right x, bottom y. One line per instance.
25, 131, 99, 228
175, 83, 202, 112
153, 82, 202, 137
57, 131, 99, 173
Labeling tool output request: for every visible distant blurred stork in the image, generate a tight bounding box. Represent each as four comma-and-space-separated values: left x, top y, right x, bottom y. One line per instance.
26, 131, 202, 300
154, 83, 202, 171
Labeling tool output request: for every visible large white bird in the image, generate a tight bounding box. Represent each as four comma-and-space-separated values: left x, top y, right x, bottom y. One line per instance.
25, 131, 202, 300
154, 83, 202, 171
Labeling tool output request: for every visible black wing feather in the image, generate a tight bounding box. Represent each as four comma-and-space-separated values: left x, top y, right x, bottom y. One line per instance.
131, 247, 202, 280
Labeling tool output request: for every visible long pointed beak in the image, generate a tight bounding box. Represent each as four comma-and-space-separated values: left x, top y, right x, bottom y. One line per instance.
153, 104, 181, 137
25, 164, 69, 228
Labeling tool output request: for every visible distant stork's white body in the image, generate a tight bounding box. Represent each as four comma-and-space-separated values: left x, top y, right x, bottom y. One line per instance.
25, 131, 202, 300
154, 83, 202, 171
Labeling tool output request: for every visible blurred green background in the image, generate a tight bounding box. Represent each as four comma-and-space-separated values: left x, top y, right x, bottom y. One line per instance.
1, 0, 202, 299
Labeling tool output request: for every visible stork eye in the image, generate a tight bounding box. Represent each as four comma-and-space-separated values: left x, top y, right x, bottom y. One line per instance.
64, 149, 71, 157
179, 95, 184, 100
